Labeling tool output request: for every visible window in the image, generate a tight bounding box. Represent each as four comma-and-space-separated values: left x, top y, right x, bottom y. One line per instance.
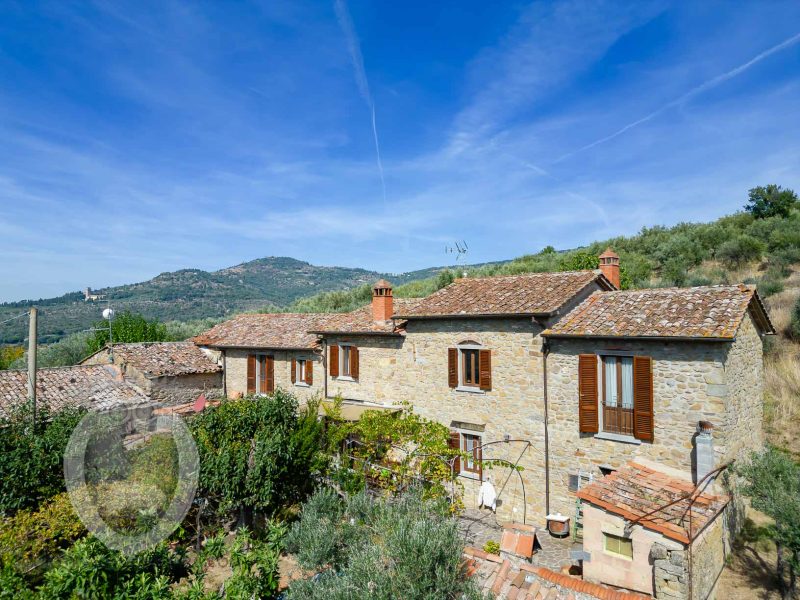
295, 359, 307, 384
462, 433, 481, 474
341, 345, 352, 377
462, 349, 480, 387
248, 354, 274, 395
603, 533, 633, 560
602, 356, 634, 436
448, 345, 491, 391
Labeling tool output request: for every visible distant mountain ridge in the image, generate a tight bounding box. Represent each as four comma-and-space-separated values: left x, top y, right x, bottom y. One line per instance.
0, 256, 498, 345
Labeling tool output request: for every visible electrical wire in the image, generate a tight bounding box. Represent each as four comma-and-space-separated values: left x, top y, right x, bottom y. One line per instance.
0, 312, 28, 326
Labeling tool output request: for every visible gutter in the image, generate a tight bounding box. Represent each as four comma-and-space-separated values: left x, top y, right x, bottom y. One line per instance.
541, 333, 736, 343
392, 311, 554, 320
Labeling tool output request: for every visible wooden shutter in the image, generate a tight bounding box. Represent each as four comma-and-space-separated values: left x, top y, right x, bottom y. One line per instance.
350, 346, 359, 379
329, 345, 339, 377
448, 431, 461, 474
578, 354, 599, 433
448, 348, 458, 388
479, 349, 492, 391
246, 354, 256, 395
265, 356, 275, 393
305, 360, 313, 385
476, 439, 483, 482
291, 358, 296, 383
633, 356, 654, 442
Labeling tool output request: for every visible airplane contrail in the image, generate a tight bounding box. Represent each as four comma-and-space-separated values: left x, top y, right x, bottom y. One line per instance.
334, 0, 386, 203
556, 31, 800, 163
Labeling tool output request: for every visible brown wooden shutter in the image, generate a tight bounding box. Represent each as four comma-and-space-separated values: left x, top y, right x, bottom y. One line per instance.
448, 348, 458, 388
479, 349, 492, 391
476, 439, 483, 482
350, 346, 359, 379
633, 356, 654, 442
265, 356, 275, 393
448, 430, 461, 474
578, 354, 599, 433
329, 345, 339, 377
246, 354, 256, 395
291, 358, 296, 383
305, 360, 313, 385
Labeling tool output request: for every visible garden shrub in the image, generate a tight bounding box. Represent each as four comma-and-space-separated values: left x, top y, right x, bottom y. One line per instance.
0, 492, 85, 570
790, 296, 800, 341
286, 489, 483, 599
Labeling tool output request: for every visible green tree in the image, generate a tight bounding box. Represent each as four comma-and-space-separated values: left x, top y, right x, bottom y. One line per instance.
189, 391, 322, 523
744, 185, 798, 219
558, 251, 598, 271
736, 447, 800, 599
87, 312, 169, 354
716, 235, 766, 269
0, 405, 84, 514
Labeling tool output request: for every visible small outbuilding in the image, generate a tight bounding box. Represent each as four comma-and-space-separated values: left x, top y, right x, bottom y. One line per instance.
82, 341, 222, 405
576, 461, 729, 599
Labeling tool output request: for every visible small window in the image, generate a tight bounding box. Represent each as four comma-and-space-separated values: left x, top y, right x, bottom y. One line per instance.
461, 348, 480, 387
603, 533, 633, 559
295, 359, 307, 384
341, 345, 352, 377
256, 354, 273, 394
461, 432, 481, 475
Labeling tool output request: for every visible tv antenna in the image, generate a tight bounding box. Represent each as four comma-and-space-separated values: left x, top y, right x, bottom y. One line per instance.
445, 240, 469, 262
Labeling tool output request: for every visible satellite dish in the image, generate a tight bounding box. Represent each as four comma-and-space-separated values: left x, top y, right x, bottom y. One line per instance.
102, 308, 115, 320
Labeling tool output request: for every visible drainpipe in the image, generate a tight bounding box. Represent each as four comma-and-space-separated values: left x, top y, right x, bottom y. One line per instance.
542, 336, 551, 517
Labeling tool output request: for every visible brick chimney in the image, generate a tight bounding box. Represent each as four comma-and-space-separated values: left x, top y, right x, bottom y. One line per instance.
372, 279, 393, 322
599, 248, 620, 289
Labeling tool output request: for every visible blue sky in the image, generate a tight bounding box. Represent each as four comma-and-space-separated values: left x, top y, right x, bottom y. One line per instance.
1, 1, 799, 302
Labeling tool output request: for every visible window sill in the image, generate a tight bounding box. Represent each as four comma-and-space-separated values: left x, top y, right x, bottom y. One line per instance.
593, 432, 641, 445
455, 386, 485, 394
335, 376, 355, 382
294, 382, 310, 388
459, 470, 481, 481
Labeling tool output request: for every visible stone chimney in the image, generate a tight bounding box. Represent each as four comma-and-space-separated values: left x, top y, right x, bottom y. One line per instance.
695, 421, 715, 484
372, 279, 393, 322
599, 248, 620, 289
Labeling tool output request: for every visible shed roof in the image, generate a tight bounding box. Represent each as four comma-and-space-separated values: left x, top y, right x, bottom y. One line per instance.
394, 270, 613, 319
0, 364, 149, 419
576, 462, 729, 544
192, 313, 340, 349
544, 284, 774, 340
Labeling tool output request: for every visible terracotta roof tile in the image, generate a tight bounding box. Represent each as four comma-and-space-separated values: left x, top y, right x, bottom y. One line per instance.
310, 299, 423, 335
395, 271, 609, 318
100, 342, 221, 377
192, 313, 338, 349
0, 365, 149, 418
545, 284, 775, 339
575, 462, 729, 544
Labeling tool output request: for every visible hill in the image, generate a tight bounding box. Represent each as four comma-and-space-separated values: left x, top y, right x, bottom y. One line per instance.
0, 257, 498, 345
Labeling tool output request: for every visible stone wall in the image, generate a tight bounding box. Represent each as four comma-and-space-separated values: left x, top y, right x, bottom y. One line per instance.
223, 348, 324, 403
149, 371, 223, 405
324, 335, 405, 403
545, 338, 732, 518
719, 313, 764, 466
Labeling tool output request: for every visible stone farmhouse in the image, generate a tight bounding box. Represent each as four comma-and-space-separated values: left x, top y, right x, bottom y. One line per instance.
193, 249, 774, 598
82, 341, 223, 404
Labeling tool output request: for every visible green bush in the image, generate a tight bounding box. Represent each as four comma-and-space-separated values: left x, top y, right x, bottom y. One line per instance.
483, 540, 500, 555
87, 311, 169, 354
286, 489, 483, 599
790, 296, 800, 341
744, 184, 798, 219
0, 405, 84, 513
0, 492, 85, 569
716, 235, 766, 268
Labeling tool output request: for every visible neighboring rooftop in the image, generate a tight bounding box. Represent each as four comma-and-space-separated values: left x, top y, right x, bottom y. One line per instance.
544, 284, 775, 340
394, 271, 613, 319
87, 342, 221, 377
0, 364, 148, 419
192, 313, 337, 349
576, 462, 729, 544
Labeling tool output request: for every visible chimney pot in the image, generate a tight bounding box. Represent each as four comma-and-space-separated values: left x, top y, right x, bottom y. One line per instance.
372, 280, 393, 322
598, 248, 620, 289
